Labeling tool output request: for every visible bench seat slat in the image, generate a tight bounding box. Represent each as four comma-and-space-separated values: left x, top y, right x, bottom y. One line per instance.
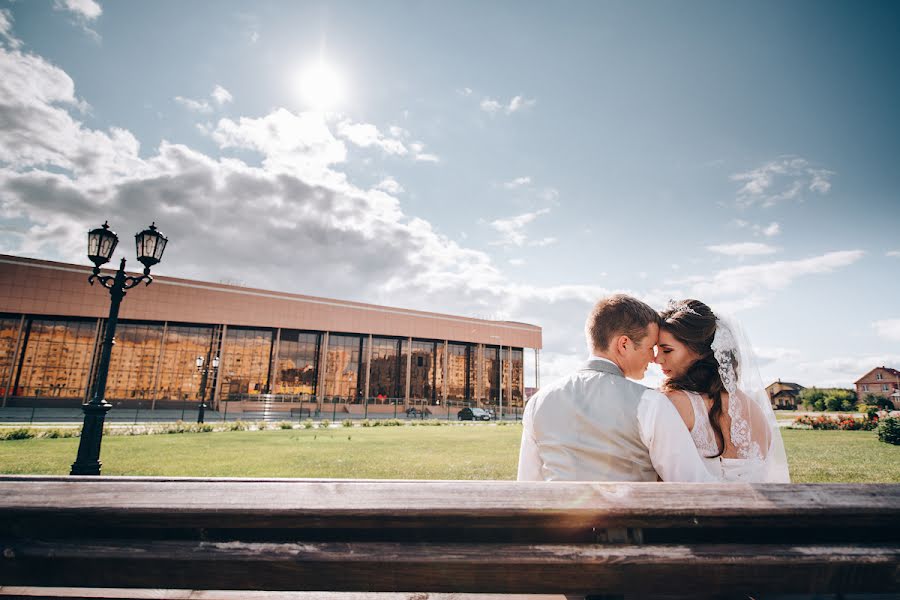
2, 540, 898, 594
2, 478, 899, 530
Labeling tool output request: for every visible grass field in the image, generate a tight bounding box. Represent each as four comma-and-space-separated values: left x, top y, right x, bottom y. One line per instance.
0, 425, 897, 482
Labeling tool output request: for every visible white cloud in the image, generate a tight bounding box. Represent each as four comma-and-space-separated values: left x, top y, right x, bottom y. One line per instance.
529, 237, 557, 247
480, 95, 536, 115
760, 222, 780, 237
874, 319, 900, 342
707, 242, 778, 257
0, 9, 22, 49
458, 87, 473, 96
336, 120, 408, 156
730, 157, 834, 207
212, 85, 233, 106
754, 346, 801, 367
53, 0, 102, 40
480, 98, 502, 114
174, 96, 212, 113
503, 176, 531, 189
734, 220, 782, 237
375, 177, 403, 194
388, 125, 409, 138
54, 0, 102, 20
489, 208, 551, 247
508, 95, 536, 113
887, 250, 900, 258
176, 86, 233, 114
0, 43, 140, 181
795, 354, 900, 388
408, 141, 439, 163
212, 109, 347, 183
670, 250, 865, 311
509, 258, 525, 266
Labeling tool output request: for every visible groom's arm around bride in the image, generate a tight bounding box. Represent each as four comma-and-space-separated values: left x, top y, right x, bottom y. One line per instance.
517, 294, 715, 483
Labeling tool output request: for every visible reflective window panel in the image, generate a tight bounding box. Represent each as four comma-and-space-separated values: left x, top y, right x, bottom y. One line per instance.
409, 340, 437, 403
0, 317, 22, 397
446, 343, 471, 401
483, 345, 500, 405
274, 330, 320, 396
16, 318, 98, 399
509, 348, 524, 406
104, 322, 164, 401
156, 324, 218, 401
219, 327, 273, 401
324, 333, 362, 402
367, 337, 402, 400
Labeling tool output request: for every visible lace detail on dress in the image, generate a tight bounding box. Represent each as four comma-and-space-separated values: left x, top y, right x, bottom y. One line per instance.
685, 391, 719, 458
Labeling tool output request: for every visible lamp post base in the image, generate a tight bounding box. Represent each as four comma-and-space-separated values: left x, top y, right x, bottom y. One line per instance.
197, 403, 206, 424
70, 401, 112, 476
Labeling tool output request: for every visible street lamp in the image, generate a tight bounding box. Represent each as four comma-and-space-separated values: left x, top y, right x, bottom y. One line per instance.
196, 354, 219, 424
70, 221, 168, 476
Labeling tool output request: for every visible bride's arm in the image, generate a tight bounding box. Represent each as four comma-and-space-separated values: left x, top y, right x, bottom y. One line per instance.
664, 390, 695, 432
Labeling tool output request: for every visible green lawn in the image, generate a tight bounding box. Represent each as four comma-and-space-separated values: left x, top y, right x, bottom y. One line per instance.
0, 425, 897, 482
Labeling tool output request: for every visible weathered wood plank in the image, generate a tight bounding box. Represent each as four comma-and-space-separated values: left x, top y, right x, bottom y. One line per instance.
2, 540, 898, 594
0, 589, 564, 600
1, 477, 898, 530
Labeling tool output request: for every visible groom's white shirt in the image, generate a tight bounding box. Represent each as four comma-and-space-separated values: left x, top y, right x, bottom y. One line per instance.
517, 355, 715, 482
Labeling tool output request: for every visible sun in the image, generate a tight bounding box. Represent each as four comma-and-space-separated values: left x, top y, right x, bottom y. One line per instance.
297, 61, 345, 111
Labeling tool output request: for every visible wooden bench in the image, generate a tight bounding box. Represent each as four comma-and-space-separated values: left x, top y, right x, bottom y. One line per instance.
1, 476, 898, 599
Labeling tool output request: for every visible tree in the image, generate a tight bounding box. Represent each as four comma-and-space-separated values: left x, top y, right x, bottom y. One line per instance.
799, 388, 825, 409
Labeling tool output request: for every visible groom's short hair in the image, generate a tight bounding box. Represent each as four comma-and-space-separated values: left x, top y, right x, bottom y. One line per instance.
586, 294, 659, 353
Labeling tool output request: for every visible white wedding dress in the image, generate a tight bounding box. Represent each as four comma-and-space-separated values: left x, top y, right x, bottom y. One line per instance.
684, 389, 789, 483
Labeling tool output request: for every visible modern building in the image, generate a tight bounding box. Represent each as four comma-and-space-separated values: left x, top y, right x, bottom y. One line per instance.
765, 380, 805, 409
854, 366, 900, 409
0, 254, 542, 417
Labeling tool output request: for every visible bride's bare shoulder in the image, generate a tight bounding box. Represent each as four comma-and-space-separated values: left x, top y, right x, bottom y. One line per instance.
662, 389, 695, 431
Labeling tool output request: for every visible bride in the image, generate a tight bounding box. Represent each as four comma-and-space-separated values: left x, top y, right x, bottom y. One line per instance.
655, 299, 790, 483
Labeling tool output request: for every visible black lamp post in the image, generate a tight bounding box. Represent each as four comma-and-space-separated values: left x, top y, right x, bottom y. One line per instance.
70, 221, 168, 476
196, 354, 219, 424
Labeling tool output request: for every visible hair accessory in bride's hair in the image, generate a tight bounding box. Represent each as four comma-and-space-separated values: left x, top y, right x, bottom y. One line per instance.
665, 299, 701, 317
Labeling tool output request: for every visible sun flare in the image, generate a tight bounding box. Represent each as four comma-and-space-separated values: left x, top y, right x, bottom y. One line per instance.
297, 61, 345, 111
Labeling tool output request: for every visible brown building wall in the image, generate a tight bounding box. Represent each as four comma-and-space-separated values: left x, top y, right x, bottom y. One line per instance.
0, 255, 541, 349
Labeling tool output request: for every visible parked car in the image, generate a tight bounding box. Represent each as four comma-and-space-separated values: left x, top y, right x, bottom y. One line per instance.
406, 407, 423, 417
457, 407, 492, 421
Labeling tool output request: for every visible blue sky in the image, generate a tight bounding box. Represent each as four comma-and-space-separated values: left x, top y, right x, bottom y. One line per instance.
1, 0, 898, 389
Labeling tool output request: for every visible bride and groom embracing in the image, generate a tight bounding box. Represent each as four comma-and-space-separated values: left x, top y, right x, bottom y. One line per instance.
518, 294, 790, 484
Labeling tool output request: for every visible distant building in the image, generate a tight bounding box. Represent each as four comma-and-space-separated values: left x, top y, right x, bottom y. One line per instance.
766, 380, 805, 409
0, 254, 542, 416
854, 366, 900, 409
524, 386, 538, 400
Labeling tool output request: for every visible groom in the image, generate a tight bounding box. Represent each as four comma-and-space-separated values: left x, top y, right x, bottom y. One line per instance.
517, 294, 714, 483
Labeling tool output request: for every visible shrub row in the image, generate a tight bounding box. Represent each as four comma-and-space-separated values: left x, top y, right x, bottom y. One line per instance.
791, 414, 878, 431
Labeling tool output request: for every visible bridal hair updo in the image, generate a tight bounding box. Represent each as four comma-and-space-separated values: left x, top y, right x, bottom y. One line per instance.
659, 299, 737, 458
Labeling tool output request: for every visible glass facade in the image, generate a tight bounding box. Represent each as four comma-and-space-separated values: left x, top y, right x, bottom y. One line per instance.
409, 340, 437, 403
483, 346, 500, 405
367, 337, 402, 400
509, 348, 524, 406
105, 322, 164, 402
15, 318, 98, 399
219, 327, 273, 401
324, 333, 362, 401
446, 343, 472, 401
156, 324, 218, 403
0, 312, 530, 409
0, 316, 22, 398
273, 330, 319, 396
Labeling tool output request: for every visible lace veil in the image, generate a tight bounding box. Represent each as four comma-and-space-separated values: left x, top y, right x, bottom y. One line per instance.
710, 314, 790, 483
